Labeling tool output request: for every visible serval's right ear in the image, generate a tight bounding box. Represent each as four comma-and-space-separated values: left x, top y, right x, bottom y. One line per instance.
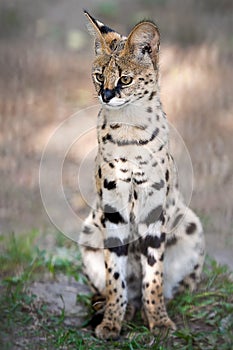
84, 10, 114, 55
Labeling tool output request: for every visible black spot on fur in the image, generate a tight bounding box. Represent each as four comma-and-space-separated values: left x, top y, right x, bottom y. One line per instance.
109, 162, 114, 168
134, 190, 138, 200
158, 144, 164, 151
104, 179, 116, 190
100, 215, 106, 228
113, 272, 120, 280
172, 214, 183, 229
134, 179, 147, 185
107, 128, 159, 146
120, 177, 131, 183
85, 246, 99, 252
139, 160, 148, 165
102, 133, 113, 143
110, 123, 120, 129
98, 167, 102, 178
159, 253, 164, 261
160, 212, 166, 225
166, 236, 177, 247
143, 205, 163, 225
160, 232, 166, 243
186, 222, 197, 235
152, 179, 165, 190
140, 234, 164, 256
104, 204, 126, 224
149, 91, 156, 101
165, 170, 169, 182
147, 255, 157, 266
83, 225, 93, 234
104, 237, 128, 256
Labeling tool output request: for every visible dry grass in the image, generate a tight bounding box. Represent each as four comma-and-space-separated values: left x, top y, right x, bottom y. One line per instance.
0, 43, 94, 232
160, 42, 233, 264
161, 44, 233, 226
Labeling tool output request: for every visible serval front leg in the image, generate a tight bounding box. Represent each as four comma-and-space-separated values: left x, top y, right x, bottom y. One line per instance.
95, 220, 128, 340
140, 222, 176, 333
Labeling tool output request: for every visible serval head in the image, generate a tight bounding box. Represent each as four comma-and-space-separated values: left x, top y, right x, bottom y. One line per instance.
85, 11, 160, 109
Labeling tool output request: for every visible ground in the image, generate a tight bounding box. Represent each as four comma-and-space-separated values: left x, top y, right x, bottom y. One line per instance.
0, 0, 233, 348
0, 231, 233, 349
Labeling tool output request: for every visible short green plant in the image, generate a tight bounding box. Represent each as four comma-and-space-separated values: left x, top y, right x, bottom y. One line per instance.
0, 232, 232, 349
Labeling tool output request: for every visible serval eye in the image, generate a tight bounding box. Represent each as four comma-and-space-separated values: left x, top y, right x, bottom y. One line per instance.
120, 76, 133, 85
95, 73, 104, 83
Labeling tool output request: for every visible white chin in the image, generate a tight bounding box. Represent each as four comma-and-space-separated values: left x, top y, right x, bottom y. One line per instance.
99, 96, 127, 108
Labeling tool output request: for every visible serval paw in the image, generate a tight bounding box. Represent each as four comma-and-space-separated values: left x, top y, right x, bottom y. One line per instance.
149, 317, 177, 336
95, 321, 121, 340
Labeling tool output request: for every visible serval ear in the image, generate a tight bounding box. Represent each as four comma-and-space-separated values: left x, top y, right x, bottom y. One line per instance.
84, 10, 116, 55
124, 21, 160, 68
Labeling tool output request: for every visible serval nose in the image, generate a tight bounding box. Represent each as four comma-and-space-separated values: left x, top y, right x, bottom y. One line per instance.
102, 89, 116, 103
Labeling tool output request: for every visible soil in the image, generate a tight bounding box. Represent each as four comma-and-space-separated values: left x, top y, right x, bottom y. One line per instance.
29, 274, 90, 327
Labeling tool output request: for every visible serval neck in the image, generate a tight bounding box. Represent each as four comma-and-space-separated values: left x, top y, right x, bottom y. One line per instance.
100, 88, 162, 127
97, 89, 168, 149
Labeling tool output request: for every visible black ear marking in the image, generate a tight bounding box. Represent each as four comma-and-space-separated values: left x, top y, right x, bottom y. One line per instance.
141, 44, 152, 55
99, 25, 115, 35
84, 9, 115, 35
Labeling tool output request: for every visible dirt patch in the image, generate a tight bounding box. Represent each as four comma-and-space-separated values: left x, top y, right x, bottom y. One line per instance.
29, 274, 90, 327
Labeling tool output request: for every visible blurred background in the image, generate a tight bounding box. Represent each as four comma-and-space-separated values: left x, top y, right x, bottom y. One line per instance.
0, 0, 232, 267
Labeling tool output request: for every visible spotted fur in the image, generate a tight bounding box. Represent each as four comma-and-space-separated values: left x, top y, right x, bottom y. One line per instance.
79, 11, 205, 340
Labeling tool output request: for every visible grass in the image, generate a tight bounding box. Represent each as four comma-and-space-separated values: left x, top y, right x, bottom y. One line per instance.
0, 231, 233, 349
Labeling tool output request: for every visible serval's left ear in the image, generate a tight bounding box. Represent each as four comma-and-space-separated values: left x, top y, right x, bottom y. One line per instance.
124, 21, 160, 68
84, 10, 117, 55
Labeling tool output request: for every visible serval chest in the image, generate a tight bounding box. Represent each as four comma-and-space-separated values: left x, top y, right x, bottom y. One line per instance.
96, 104, 169, 232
